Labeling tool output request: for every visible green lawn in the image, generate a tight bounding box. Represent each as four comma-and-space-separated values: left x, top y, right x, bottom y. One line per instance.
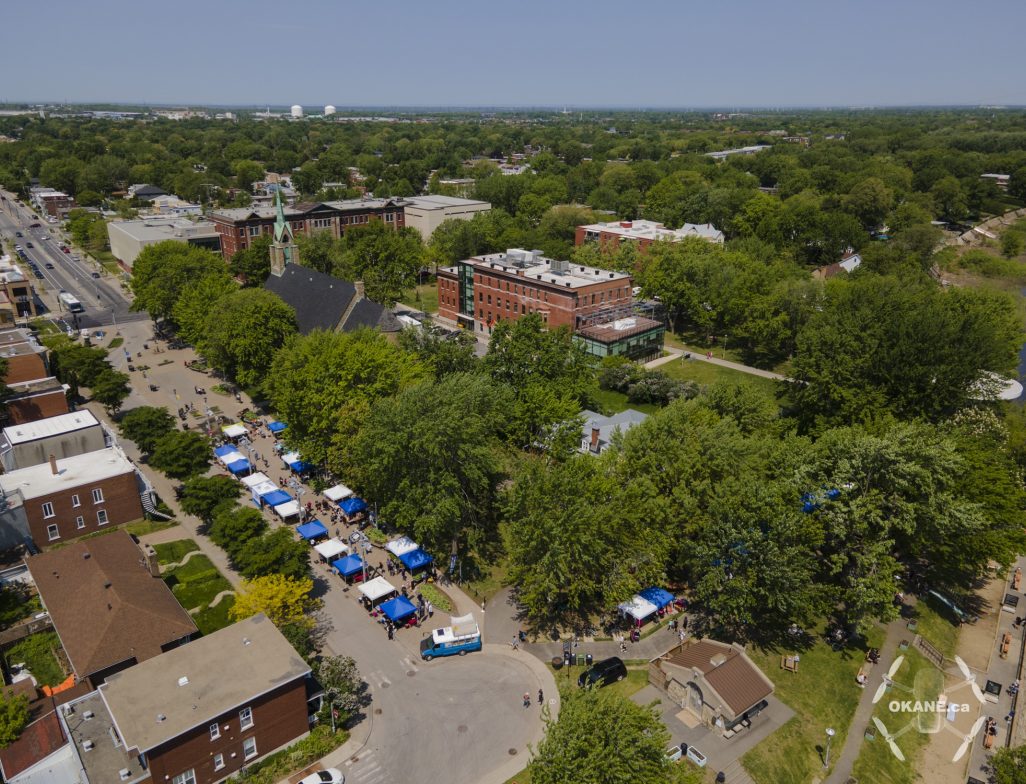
125, 519, 177, 537
401, 282, 439, 314
742, 626, 884, 784
194, 595, 235, 636
911, 599, 961, 658
850, 650, 936, 784
590, 386, 660, 416
661, 356, 783, 396
156, 540, 235, 634
5, 631, 66, 687
153, 539, 199, 564
419, 583, 454, 614
463, 559, 510, 604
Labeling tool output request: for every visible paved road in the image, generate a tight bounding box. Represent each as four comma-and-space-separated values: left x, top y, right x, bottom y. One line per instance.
92, 318, 553, 784
0, 190, 145, 329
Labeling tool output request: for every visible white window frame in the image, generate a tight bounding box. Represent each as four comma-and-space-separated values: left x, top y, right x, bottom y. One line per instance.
213, 753, 225, 771
71, 494, 81, 508
75, 516, 85, 530
96, 509, 108, 526
239, 706, 254, 730
92, 488, 104, 504
46, 524, 59, 541
41, 502, 55, 519
209, 722, 220, 741
172, 771, 196, 784
243, 736, 257, 760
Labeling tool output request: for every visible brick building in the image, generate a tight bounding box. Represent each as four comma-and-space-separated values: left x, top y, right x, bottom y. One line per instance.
208, 197, 408, 260
0, 258, 39, 318
0, 447, 142, 546
96, 614, 315, 784
29, 187, 75, 218
26, 531, 197, 686
3, 377, 70, 425
437, 248, 633, 335
0, 328, 50, 383
575, 219, 724, 252
0, 410, 109, 471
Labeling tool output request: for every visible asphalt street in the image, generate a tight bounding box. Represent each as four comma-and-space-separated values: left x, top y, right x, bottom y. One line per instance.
0, 191, 146, 330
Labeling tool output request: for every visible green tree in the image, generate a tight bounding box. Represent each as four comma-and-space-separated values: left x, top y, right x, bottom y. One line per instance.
180, 476, 243, 523
150, 430, 210, 480
230, 574, 321, 630
343, 374, 508, 557
119, 406, 176, 453
234, 527, 311, 581
47, 338, 109, 396
396, 327, 478, 379
131, 242, 226, 322
172, 271, 236, 346
209, 504, 268, 558
90, 368, 131, 414
990, 744, 1026, 784
229, 234, 273, 284
844, 177, 894, 229
197, 289, 296, 390
530, 687, 701, 784
0, 693, 30, 748
1001, 230, 1024, 259
316, 655, 364, 720
930, 176, 968, 222
337, 222, 424, 307
267, 329, 427, 467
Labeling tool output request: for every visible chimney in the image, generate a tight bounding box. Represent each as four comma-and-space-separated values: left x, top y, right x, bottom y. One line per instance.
48, 454, 58, 475
354, 280, 365, 301
590, 427, 601, 452
143, 544, 161, 577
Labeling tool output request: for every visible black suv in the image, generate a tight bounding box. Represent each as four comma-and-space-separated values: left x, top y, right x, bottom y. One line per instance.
578, 656, 627, 688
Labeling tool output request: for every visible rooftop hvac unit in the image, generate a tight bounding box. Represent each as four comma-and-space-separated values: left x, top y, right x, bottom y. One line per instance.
82, 740, 94, 751
83, 711, 95, 720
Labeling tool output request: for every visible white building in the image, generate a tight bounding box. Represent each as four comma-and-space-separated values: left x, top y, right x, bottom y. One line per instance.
0, 410, 109, 472
324, 104, 336, 116
290, 104, 303, 119
401, 195, 491, 239
107, 217, 220, 270
578, 219, 724, 247
705, 144, 772, 161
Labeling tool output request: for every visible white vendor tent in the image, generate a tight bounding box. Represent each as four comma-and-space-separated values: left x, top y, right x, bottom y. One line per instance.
324, 484, 355, 502
240, 472, 270, 488
314, 539, 350, 560
274, 500, 301, 519
216, 449, 246, 466
251, 480, 278, 497
222, 423, 247, 439
358, 576, 397, 603
282, 451, 302, 465
386, 536, 419, 557
618, 595, 658, 622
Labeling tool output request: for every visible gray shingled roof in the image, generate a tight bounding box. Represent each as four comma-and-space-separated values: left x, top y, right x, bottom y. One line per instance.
264, 265, 400, 334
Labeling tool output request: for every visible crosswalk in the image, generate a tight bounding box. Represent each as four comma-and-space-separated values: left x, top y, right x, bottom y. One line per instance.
366, 669, 392, 690
344, 747, 387, 784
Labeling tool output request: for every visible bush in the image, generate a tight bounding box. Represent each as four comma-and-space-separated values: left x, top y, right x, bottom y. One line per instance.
598, 361, 644, 393
626, 372, 698, 406
237, 725, 348, 784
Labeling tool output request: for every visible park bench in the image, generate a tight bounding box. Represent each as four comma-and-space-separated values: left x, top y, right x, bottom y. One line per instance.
780, 655, 799, 673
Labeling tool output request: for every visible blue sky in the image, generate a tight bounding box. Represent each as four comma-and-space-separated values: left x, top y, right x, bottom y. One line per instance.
7, 0, 1025, 107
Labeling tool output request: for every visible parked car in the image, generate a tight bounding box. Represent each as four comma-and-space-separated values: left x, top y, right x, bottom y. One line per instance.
578, 656, 628, 688
298, 770, 344, 784
62, 246, 70, 253
14, 231, 21, 237
44, 263, 54, 269
29, 222, 40, 228
91, 271, 100, 278
25, 242, 32, 248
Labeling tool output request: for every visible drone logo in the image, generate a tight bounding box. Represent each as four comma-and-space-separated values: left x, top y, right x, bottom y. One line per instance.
871, 655, 986, 763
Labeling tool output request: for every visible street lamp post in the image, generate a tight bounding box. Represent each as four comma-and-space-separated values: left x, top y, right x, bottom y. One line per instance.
823, 727, 835, 769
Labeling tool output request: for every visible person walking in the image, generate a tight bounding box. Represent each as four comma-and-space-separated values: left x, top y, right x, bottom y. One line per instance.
523, 692, 531, 708
538, 688, 544, 706
511, 635, 519, 651
426, 600, 434, 618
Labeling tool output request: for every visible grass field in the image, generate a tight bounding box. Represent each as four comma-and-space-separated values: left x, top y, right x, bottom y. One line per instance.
401, 282, 439, 314
742, 625, 884, 784
661, 356, 784, 396
463, 559, 510, 604
156, 540, 235, 634
154, 539, 199, 564
590, 386, 660, 416
6, 631, 66, 687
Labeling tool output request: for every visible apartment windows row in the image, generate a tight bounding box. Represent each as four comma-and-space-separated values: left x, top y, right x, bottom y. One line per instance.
46, 510, 109, 540
41, 489, 105, 519
171, 738, 256, 784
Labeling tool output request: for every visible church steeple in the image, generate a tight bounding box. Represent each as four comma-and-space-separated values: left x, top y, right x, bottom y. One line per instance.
269, 188, 298, 277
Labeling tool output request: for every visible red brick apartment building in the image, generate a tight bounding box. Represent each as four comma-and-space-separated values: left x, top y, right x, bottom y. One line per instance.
0, 447, 142, 545
209, 197, 407, 260
437, 248, 633, 334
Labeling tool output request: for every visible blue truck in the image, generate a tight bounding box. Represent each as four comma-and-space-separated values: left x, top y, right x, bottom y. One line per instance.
419, 614, 482, 660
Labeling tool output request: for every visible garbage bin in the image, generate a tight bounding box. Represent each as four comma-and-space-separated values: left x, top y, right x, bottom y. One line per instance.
585, 653, 593, 666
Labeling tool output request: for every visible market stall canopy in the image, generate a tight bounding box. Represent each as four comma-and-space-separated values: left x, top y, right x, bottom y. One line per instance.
268, 421, 287, 433
399, 548, 433, 572
226, 458, 251, 475
240, 472, 271, 488
638, 586, 675, 610
252, 480, 278, 497
261, 489, 292, 507
358, 575, 397, 602
281, 451, 310, 472
297, 520, 329, 540
618, 595, 658, 621
315, 539, 350, 560
213, 444, 236, 458
274, 500, 300, 518
222, 423, 247, 439
339, 497, 368, 516
333, 554, 364, 577
380, 595, 417, 623
324, 484, 354, 502
386, 536, 419, 557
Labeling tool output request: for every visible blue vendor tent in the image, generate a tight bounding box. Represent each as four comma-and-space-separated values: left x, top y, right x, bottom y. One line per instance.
339, 496, 368, 516
333, 554, 364, 577
226, 458, 251, 475
214, 444, 236, 458
268, 421, 287, 434
297, 520, 329, 541
261, 489, 292, 507
638, 586, 675, 610
380, 595, 418, 623
399, 548, 434, 572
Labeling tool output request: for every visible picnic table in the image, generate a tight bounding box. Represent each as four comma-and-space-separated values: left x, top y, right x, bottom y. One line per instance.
781, 654, 799, 673
1001, 632, 1012, 659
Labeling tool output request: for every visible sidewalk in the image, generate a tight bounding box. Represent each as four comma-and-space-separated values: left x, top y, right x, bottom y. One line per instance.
649, 347, 790, 381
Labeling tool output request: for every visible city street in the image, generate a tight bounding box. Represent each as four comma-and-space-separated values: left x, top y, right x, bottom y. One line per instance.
0, 190, 146, 329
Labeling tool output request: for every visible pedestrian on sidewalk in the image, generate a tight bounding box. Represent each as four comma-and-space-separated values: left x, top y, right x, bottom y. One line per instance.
538, 688, 544, 705
511, 635, 519, 651
523, 692, 531, 708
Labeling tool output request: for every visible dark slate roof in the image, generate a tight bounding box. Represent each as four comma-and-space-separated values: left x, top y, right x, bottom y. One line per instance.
344, 297, 401, 333
264, 264, 399, 334
132, 185, 166, 199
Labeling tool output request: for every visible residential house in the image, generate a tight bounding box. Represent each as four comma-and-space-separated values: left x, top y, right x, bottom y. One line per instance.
0, 447, 143, 546
579, 409, 649, 454
0, 704, 82, 784
26, 530, 197, 686
649, 639, 775, 733
812, 250, 862, 281
29, 188, 75, 218
3, 377, 70, 427
0, 257, 39, 318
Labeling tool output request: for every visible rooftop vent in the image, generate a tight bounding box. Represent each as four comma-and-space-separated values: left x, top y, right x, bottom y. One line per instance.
243, 637, 252, 646
156, 713, 166, 723
83, 711, 95, 721
710, 653, 728, 668
550, 258, 569, 275
178, 676, 189, 687
119, 769, 131, 781
82, 739, 94, 751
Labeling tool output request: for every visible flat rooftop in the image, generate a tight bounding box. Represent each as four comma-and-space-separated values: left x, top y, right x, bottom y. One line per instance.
210, 196, 407, 222
403, 195, 490, 209
2, 410, 99, 445
581, 219, 723, 243
576, 315, 664, 342
465, 248, 630, 289
0, 446, 134, 502
0, 328, 37, 347
100, 614, 309, 753
107, 217, 217, 242
63, 690, 147, 784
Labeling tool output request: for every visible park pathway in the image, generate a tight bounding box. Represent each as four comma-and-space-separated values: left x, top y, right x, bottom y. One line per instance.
645, 347, 791, 381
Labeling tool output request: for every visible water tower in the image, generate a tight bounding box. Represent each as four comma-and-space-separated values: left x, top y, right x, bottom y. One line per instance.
324, 105, 336, 117
290, 104, 303, 119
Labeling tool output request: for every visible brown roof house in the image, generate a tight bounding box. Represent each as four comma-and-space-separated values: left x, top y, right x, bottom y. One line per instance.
26, 530, 197, 687
0, 705, 80, 784
649, 639, 774, 733
96, 614, 316, 784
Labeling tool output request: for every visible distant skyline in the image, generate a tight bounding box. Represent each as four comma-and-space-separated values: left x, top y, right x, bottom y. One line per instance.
8, 0, 1026, 108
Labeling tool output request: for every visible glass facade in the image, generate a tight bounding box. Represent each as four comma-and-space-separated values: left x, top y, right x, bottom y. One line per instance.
574, 324, 665, 362
458, 263, 475, 316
